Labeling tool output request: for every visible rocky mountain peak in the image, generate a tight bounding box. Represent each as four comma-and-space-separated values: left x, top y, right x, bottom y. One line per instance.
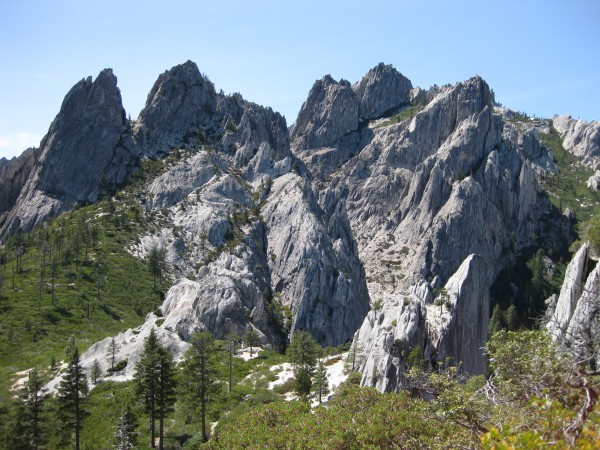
1, 68, 136, 235
290, 75, 359, 150
291, 64, 414, 151
59, 68, 124, 123
352, 62, 413, 121
135, 60, 218, 156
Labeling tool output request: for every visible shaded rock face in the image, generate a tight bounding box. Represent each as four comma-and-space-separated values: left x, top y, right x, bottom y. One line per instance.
1, 69, 137, 235
353, 62, 412, 121
553, 115, 600, 167
0, 148, 37, 227
135, 60, 217, 157
263, 173, 369, 345
427, 255, 489, 375
291, 76, 358, 150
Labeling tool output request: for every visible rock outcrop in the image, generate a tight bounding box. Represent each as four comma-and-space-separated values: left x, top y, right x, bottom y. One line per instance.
587, 171, 600, 191
292, 67, 566, 391
547, 243, 592, 338
46, 312, 190, 391
427, 254, 489, 375
125, 63, 369, 348
1, 69, 137, 235
546, 242, 600, 367
553, 115, 600, 167
134, 60, 218, 157
290, 75, 358, 150
0, 147, 37, 228
353, 62, 412, 121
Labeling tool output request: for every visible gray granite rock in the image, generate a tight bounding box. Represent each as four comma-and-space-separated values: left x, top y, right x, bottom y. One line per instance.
290, 75, 359, 150
352, 63, 412, 121
553, 115, 600, 167
1, 69, 137, 235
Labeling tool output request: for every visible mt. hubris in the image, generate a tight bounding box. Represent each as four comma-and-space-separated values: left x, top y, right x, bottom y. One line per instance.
2, 61, 600, 447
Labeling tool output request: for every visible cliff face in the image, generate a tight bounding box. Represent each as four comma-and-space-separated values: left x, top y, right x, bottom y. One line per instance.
0, 147, 37, 228
123, 62, 369, 349
1, 69, 137, 235
292, 66, 566, 390
547, 242, 600, 368
4, 61, 579, 392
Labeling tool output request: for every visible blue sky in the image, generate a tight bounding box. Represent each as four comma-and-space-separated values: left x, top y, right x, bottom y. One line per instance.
0, 0, 598, 159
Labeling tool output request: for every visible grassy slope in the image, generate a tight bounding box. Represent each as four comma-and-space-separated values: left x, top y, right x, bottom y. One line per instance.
0, 201, 164, 402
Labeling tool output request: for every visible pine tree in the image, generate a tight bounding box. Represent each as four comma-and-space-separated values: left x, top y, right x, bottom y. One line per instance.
134, 328, 159, 448
147, 246, 167, 290
107, 337, 118, 371
90, 359, 102, 385
57, 346, 88, 450
288, 331, 320, 397
225, 333, 239, 393
312, 360, 330, 404
96, 250, 104, 304
155, 346, 176, 450
180, 332, 218, 442
505, 304, 519, 331
49, 256, 58, 306
488, 304, 505, 337
134, 328, 177, 450
288, 330, 319, 371
243, 329, 260, 357
11, 367, 48, 449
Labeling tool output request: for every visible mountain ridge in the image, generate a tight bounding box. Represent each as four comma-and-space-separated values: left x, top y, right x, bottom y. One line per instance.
2, 60, 599, 394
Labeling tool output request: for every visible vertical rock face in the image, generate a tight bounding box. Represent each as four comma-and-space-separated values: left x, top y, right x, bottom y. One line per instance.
352, 62, 412, 121
0, 147, 37, 226
135, 60, 218, 157
262, 173, 369, 345
547, 243, 591, 338
290, 75, 359, 150
1, 69, 137, 235
429, 254, 489, 374
546, 243, 600, 367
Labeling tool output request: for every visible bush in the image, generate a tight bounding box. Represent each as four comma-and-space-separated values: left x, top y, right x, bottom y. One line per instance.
107, 359, 127, 374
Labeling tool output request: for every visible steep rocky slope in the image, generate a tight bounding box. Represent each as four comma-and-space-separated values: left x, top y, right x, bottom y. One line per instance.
1, 69, 137, 235
547, 242, 600, 366
292, 66, 568, 390
3, 61, 585, 393
553, 115, 600, 168
0, 147, 37, 227
121, 62, 368, 352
